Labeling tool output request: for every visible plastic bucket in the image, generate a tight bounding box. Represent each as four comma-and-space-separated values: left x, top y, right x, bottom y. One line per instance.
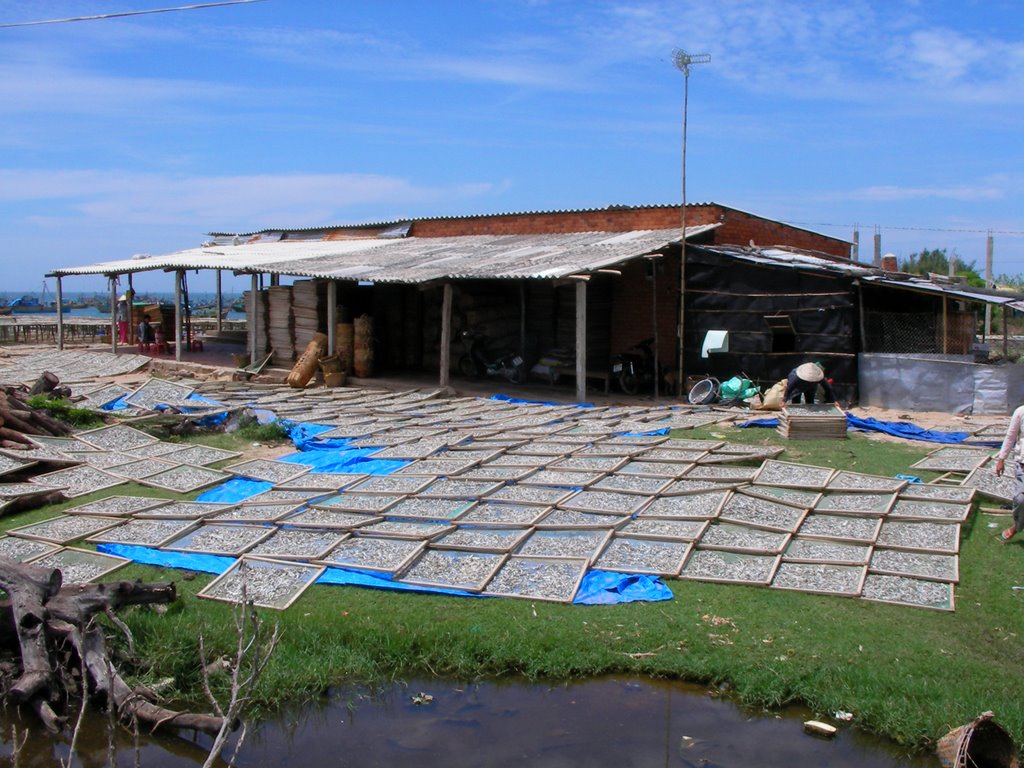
687, 377, 719, 405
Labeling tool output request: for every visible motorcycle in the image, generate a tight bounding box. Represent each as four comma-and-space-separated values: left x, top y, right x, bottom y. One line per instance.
457, 330, 526, 384
610, 337, 663, 395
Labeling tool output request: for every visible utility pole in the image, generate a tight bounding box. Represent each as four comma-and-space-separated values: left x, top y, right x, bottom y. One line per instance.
985, 231, 994, 338
672, 48, 710, 396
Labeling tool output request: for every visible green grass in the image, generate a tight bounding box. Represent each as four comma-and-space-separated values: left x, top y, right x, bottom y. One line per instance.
26, 395, 106, 428
5, 425, 1022, 754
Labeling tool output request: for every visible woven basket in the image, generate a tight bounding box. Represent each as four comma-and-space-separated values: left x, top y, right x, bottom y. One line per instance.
937, 712, 1019, 768
287, 333, 328, 389
323, 371, 346, 388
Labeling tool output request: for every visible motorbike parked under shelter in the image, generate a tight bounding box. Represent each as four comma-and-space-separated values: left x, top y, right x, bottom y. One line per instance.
610, 337, 667, 395
457, 330, 526, 384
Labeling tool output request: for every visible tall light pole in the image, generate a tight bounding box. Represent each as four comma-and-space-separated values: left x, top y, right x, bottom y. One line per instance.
672, 48, 710, 396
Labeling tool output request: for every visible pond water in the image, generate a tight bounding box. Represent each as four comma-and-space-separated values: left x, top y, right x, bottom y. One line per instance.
1, 676, 939, 767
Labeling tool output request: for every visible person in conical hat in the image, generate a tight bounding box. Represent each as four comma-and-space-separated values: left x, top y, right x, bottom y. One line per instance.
784, 361, 836, 405
115, 294, 130, 343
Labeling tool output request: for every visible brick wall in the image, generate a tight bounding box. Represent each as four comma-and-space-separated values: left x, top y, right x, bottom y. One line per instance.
411, 206, 691, 237
609, 257, 680, 373
408, 204, 850, 259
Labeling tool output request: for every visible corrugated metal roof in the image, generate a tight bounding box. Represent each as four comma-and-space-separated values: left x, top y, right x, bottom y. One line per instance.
50, 226, 721, 283
695, 244, 1024, 309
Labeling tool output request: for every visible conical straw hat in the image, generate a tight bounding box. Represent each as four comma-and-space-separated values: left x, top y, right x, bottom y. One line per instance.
796, 362, 824, 383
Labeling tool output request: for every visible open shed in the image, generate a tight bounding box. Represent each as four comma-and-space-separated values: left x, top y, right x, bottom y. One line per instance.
46, 203, 1024, 412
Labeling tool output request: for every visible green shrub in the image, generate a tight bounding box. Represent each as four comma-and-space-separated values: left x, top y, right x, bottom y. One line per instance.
25, 395, 105, 428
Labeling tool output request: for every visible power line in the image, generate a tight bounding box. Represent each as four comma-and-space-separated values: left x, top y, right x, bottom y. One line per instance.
0, 0, 266, 29
786, 219, 1019, 234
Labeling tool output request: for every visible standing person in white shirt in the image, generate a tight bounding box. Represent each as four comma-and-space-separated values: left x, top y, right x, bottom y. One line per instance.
994, 404, 1024, 542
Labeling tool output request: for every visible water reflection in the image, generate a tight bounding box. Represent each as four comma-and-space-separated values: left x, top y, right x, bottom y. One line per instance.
1, 677, 939, 767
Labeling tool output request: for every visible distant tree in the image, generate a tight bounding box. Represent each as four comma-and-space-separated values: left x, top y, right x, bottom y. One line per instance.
899, 248, 984, 287
995, 273, 1024, 291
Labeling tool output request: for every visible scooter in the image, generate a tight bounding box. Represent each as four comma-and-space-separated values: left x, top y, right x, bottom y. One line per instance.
457, 330, 526, 384
610, 337, 662, 395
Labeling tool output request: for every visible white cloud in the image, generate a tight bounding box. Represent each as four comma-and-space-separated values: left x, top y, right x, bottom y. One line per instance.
0, 59, 259, 118
844, 179, 1010, 203
0, 168, 496, 230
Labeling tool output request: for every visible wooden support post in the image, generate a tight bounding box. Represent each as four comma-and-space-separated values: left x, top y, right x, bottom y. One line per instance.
857, 282, 867, 352
250, 273, 258, 363
676, 244, 687, 396
984, 233, 993, 339
127, 274, 135, 344
1004, 305, 1009, 361
942, 296, 948, 355
575, 279, 587, 403
109, 280, 118, 354
649, 256, 659, 400
215, 269, 223, 334
326, 279, 337, 358
519, 282, 526, 355
55, 277, 64, 351
439, 283, 453, 388
174, 269, 183, 362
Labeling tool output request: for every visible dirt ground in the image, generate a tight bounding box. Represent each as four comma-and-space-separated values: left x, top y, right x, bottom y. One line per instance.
2, 342, 1010, 446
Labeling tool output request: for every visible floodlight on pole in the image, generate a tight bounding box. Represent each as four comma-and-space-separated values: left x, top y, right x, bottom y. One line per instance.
672, 48, 710, 396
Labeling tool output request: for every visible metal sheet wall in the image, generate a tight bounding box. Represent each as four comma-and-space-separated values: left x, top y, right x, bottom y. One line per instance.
859, 353, 1024, 415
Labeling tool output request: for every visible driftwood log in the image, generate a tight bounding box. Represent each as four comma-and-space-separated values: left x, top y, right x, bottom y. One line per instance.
0, 387, 75, 439
27, 372, 61, 397
0, 556, 227, 736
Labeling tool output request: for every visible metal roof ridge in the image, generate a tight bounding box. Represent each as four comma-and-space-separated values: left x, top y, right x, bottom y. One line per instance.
205, 203, 723, 238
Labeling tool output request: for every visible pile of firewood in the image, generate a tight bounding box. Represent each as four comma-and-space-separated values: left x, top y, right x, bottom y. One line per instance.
0, 372, 76, 449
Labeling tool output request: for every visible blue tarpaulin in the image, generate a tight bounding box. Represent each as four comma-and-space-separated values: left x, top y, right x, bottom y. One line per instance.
102, 393, 228, 427
282, 444, 410, 475
845, 414, 970, 443
284, 421, 341, 448
103, 416, 673, 606
98, 543, 237, 574
737, 417, 781, 428
197, 477, 273, 503
573, 570, 674, 605
96, 542, 672, 604
490, 393, 592, 408
738, 413, 972, 444
316, 566, 477, 596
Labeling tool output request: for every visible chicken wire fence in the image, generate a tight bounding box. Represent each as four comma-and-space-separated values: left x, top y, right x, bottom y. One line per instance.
862, 311, 976, 355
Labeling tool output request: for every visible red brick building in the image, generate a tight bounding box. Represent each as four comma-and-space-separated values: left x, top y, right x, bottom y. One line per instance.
406, 203, 850, 259
219, 203, 852, 393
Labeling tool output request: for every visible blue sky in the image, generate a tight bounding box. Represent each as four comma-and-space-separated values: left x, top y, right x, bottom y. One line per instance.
1, 0, 1022, 295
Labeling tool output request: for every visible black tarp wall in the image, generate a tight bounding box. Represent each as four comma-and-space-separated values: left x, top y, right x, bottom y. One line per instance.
683, 247, 858, 402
